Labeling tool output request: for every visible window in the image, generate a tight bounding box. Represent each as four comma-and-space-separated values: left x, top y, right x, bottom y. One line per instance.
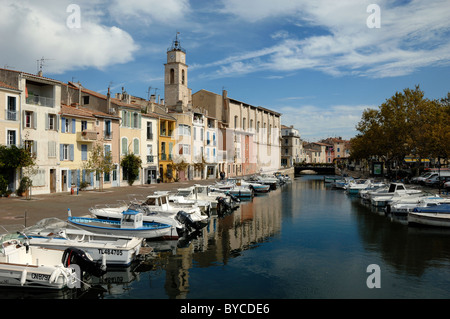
48, 141, 57, 158
146, 121, 153, 140
178, 124, 191, 136
25, 111, 33, 128
61, 117, 75, 133
83, 96, 90, 105
60, 144, 74, 161
243, 118, 246, 130
179, 144, 190, 155
121, 137, 128, 155
234, 116, 238, 129
104, 120, 112, 139
7, 130, 16, 146
81, 144, 88, 161
47, 114, 57, 130
200, 128, 204, 141
182, 70, 185, 85
81, 120, 87, 131
24, 140, 37, 156
133, 113, 139, 128
7, 96, 17, 121
133, 138, 139, 155
64, 118, 70, 132
170, 69, 175, 84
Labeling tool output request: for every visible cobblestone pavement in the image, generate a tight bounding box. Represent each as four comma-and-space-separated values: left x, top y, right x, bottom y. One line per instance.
0, 179, 218, 229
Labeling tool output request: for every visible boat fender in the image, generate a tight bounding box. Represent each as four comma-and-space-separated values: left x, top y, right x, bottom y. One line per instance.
49, 267, 62, 284
20, 269, 27, 286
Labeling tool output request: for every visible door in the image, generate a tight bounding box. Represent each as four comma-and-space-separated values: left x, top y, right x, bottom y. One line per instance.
61, 170, 67, 192
50, 169, 56, 193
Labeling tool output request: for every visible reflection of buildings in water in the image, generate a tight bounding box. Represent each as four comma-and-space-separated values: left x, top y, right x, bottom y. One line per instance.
163, 192, 282, 298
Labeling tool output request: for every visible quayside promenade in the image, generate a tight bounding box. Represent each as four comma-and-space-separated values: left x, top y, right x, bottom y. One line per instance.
0, 178, 221, 228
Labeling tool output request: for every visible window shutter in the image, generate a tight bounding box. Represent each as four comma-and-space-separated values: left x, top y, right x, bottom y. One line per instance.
45, 113, 49, 130
122, 138, 127, 155
69, 144, 74, 161
61, 117, 66, 133
60, 144, 64, 161
72, 119, 76, 133
33, 112, 37, 129
68, 170, 72, 186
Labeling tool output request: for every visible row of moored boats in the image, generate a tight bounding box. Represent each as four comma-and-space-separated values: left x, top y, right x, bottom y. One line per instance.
325, 176, 450, 228
0, 173, 290, 290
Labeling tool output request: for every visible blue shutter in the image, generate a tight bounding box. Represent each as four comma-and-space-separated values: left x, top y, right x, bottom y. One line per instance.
60, 144, 64, 161
68, 170, 72, 186
81, 144, 87, 160
69, 144, 74, 161
61, 117, 66, 133
77, 169, 80, 186
71, 119, 76, 133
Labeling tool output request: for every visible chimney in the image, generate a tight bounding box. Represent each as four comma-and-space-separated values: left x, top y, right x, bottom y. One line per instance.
150, 94, 156, 103
107, 87, 112, 113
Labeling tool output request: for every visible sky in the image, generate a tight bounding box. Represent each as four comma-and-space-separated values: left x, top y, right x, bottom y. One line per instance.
1, 0, 450, 141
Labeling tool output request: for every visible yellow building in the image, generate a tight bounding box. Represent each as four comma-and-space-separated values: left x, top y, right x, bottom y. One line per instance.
59, 104, 97, 192
158, 114, 176, 182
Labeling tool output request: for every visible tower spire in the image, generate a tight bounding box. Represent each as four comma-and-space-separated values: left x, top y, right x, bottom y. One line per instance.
168, 32, 186, 53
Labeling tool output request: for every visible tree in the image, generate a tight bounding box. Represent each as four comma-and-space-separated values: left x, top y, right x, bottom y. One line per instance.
120, 153, 142, 186
0, 145, 36, 198
82, 143, 114, 191
350, 86, 450, 175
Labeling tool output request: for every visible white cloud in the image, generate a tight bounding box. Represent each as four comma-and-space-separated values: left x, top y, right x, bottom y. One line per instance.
0, 0, 139, 74
205, 0, 450, 79
279, 104, 370, 140
108, 0, 191, 25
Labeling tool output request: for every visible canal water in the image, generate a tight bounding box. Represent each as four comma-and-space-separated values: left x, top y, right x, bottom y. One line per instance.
4, 175, 450, 300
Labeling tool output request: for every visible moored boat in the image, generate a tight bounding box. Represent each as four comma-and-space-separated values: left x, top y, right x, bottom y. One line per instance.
21, 218, 145, 267
68, 209, 177, 240
408, 204, 450, 227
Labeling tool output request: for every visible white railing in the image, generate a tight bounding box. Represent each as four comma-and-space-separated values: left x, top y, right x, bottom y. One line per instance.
26, 96, 54, 107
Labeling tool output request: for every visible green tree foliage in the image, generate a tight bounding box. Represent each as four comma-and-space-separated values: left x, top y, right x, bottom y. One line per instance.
82, 143, 114, 191
350, 86, 450, 169
120, 153, 142, 186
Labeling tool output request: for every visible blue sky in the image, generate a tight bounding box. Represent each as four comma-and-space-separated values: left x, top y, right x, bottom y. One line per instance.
2, 0, 450, 141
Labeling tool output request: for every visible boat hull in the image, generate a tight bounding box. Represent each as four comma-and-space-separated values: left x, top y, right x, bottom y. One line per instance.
68, 217, 177, 240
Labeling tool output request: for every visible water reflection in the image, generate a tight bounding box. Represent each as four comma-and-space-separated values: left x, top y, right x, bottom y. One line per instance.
352, 192, 450, 278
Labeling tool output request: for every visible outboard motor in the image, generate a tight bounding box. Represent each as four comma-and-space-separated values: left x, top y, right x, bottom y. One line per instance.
175, 210, 198, 232
62, 247, 107, 278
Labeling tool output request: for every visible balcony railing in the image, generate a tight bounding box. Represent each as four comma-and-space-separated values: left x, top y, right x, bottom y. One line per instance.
6, 110, 17, 121
104, 132, 113, 140
26, 95, 54, 107
77, 130, 98, 142
147, 155, 155, 163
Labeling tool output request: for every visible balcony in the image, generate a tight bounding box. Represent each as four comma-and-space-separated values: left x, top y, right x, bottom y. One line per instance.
147, 155, 155, 163
104, 131, 113, 140
77, 130, 98, 142
26, 95, 54, 107
6, 110, 17, 121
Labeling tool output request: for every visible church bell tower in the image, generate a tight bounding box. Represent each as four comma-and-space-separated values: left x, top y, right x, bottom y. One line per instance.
164, 33, 191, 111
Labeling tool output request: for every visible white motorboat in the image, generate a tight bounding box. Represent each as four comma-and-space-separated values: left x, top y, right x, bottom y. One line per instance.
68, 209, 177, 240
345, 179, 386, 195
387, 195, 450, 216
0, 235, 105, 289
239, 180, 270, 193
370, 183, 422, 207
408, 204, 450, 227
90, 193, 209, 234
21, 218, 145, 267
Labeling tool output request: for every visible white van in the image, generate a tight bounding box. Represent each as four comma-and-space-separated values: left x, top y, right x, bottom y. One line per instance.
424, 171, 450, 186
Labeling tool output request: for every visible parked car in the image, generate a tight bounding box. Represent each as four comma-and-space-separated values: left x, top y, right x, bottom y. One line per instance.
411, 172, 433, 184
444, 180, 450, 191
425, 175, 450, 188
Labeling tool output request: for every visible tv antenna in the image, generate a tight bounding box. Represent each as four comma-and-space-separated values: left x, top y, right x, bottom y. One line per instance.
36, 57, 54, 74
